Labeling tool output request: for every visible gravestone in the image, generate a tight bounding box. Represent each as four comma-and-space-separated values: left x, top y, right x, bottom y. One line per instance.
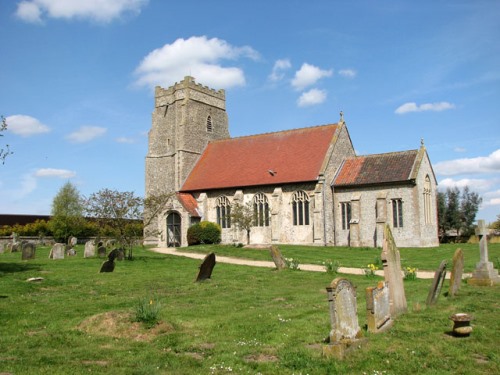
468, 220, 500, 286
68, 236, 77, 247
426, 260, 447, 306
448, 248, 464, 297
0, 243, 5, 254
381, 224, 407, 316
66, 248, 77, 256
49, 243, 65, 259
323, 277, 362, 359
10, 242, 20, 252
195, 252, 216, 282
99, 250, 118, 273
366, 281, 392, 333
108, 248, 125, 261
97, 246, 107, 258
269, 245, 287, 270
84, 240, 96, 258
21, 242, 36, 260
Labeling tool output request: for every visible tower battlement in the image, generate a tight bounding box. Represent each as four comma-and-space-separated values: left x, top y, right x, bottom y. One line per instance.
155, 76, 225, 108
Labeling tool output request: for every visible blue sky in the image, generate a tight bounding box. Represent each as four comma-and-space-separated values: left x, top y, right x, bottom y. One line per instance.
1, 0, 499, 223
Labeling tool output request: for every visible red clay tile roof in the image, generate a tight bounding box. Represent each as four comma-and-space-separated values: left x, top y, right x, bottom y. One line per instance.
333, 150, 419, 187
176, 192, 200, 217
181, 124, 339, 192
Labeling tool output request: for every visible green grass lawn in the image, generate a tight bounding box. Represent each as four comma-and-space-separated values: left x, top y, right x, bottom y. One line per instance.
0, 244, 498, 374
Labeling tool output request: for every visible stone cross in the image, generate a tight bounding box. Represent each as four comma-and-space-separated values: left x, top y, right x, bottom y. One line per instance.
468, 219, 500, 286
323, 277, 362, 359
381, 224, 407, 316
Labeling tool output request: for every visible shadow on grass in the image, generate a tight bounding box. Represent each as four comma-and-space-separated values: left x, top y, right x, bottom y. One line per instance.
0, 262, 41, 276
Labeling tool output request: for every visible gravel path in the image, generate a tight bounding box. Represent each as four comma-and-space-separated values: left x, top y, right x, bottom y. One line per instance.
151, 247, 469, 280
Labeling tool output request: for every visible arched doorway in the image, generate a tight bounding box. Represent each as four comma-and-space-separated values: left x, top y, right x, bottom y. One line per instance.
166, 212, 181, 247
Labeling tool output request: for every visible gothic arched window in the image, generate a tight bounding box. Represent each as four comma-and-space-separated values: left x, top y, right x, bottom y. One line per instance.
253, 193, 270, 227
424, 175, 432, 224
216, 196, 231, 228
292, 191, 310, 225
206, 115, 213, 132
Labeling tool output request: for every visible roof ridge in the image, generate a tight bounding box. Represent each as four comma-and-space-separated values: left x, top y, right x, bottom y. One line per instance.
353, 149, 418, 159
210, 123, 339, 143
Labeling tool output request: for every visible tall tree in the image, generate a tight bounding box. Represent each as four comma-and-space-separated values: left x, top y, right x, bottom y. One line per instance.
437, 191, 448, 240
445, 187, 461, 235
1, 116, 13, 164
492, 214, 500, 231
230, 202, 254, 245
460, 186, 483, 236
50, 182, 85, 243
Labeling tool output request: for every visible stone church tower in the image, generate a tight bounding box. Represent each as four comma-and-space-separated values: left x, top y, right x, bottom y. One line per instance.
144, 76, 230, 242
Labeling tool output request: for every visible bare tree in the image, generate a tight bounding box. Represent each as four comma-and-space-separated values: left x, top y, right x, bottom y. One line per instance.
1, 116, 13, 164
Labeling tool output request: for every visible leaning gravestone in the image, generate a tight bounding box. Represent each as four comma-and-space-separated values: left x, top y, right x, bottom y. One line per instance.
269, 245, 287, 270
108, 248, 125, 261
195, 252, 216, 282
381, 224, 407, 316
468, 219, 500, 286
97, 246, 107, 258
99, 250, 118, 273
365, 281, 392, 333
323, 277, 362, 359
448, 249, 464, 297
426, 260, 447, 306
68, 236, 77, 247
66, 248, 77, 256
84, 240, 96, 258
49, 243, 65, 259
21, 242, 36, 260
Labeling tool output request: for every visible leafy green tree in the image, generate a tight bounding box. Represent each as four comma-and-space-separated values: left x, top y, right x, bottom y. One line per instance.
460, 186, 483, 236
445, 187, 461, 235
230, 202, 254, 245
49, 182, 85, 243
437, 191, 448, 240
1, 116, 13, 164
491, 214, 500, 231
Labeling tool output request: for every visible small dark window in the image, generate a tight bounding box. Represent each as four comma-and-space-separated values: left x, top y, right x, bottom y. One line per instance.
207, 115, 213, 132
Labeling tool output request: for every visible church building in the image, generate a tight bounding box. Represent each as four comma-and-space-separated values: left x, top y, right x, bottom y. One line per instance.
145, 76, 439, 248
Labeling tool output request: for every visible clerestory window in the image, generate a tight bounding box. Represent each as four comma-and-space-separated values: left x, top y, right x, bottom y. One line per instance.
292, 191, 310, 225
253, 193, 270, 227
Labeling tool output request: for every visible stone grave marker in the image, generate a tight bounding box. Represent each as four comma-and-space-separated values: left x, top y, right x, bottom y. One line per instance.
448, 248, 464, 297
84, 240, 96, 258
381, 224, 407, 316
426, 260, 447, 306
100, 250, 118, 273
269, 245, 287, 270
468, 219, 500, 286
49, 243, 65, 259
10, 242, 20, 252
0, 243, 5, 254
365, 281, 392, 333
97, 246, 107, 258
68, 236, 77, 247
66, 247, 77, 256
323, 277, 362, 359
108, 248, 125, 261
195, 252, 216, 282
21, 242, 36, 260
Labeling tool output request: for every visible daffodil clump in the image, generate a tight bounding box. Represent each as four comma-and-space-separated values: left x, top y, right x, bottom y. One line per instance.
284, 257, 300, 270
404, 266, 418, 281
364, 263, 379, 277
134, 296, 162, 328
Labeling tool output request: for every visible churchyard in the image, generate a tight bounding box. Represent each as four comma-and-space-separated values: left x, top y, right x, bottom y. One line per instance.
0, 242, 498, 374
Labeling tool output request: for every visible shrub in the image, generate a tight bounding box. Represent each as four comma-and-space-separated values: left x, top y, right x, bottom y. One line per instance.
323, 259, 340, 274
364, 263, 379, 277
284, 257, 300, 270
187, 221, 221, 245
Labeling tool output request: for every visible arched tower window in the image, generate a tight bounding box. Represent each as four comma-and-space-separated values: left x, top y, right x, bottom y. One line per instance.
206, 115, 213, 132
424, 175, 432, 224
292, 191, 310, 225
253, 193, 270, 227
216, 196, 231, 229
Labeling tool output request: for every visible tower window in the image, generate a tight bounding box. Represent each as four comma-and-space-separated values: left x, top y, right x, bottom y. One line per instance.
292, 191, 310, 225
253, 193, 270, 227
206, 115, 213, 132
216, 196, 231, 229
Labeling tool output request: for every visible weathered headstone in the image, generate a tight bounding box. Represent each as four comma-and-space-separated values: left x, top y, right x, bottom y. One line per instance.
468, 220, 500, 286
66, 248, 77, 256
381, 224, 407, 316
0, 243, 5, 254
99, 250, 118, 273
108, 248, 125, 261
426, 260, 447, 306
49, 243, 65, 259
84, 240, 96, 258
269, 245, 287, 270
97, 246, 107, 258
323, 277, 362, 359
448, 248, 464, 297
10, 242, 20, 252
68, 236, 78, 247
366, 281, 392, 333
21, 242, 36, 260
195, 252, 216, 282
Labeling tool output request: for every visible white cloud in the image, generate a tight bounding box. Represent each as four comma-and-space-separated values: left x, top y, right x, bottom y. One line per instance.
297, 88, 327, 107
34, 168, 76, 178
483, 189, 500, 207
454, 147, 467, 153
134, 36, 259, 89
6, 115, 50, 137
291, 63, 332, 91
434, 149, 500, 176
269, 59, 291, 82
395, 101, 455, 114
15, 0, 148, 24
438, 178, 494, 192
66, 126, 107, 143
338, 69, 357, 78
116, 136, 135, 144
